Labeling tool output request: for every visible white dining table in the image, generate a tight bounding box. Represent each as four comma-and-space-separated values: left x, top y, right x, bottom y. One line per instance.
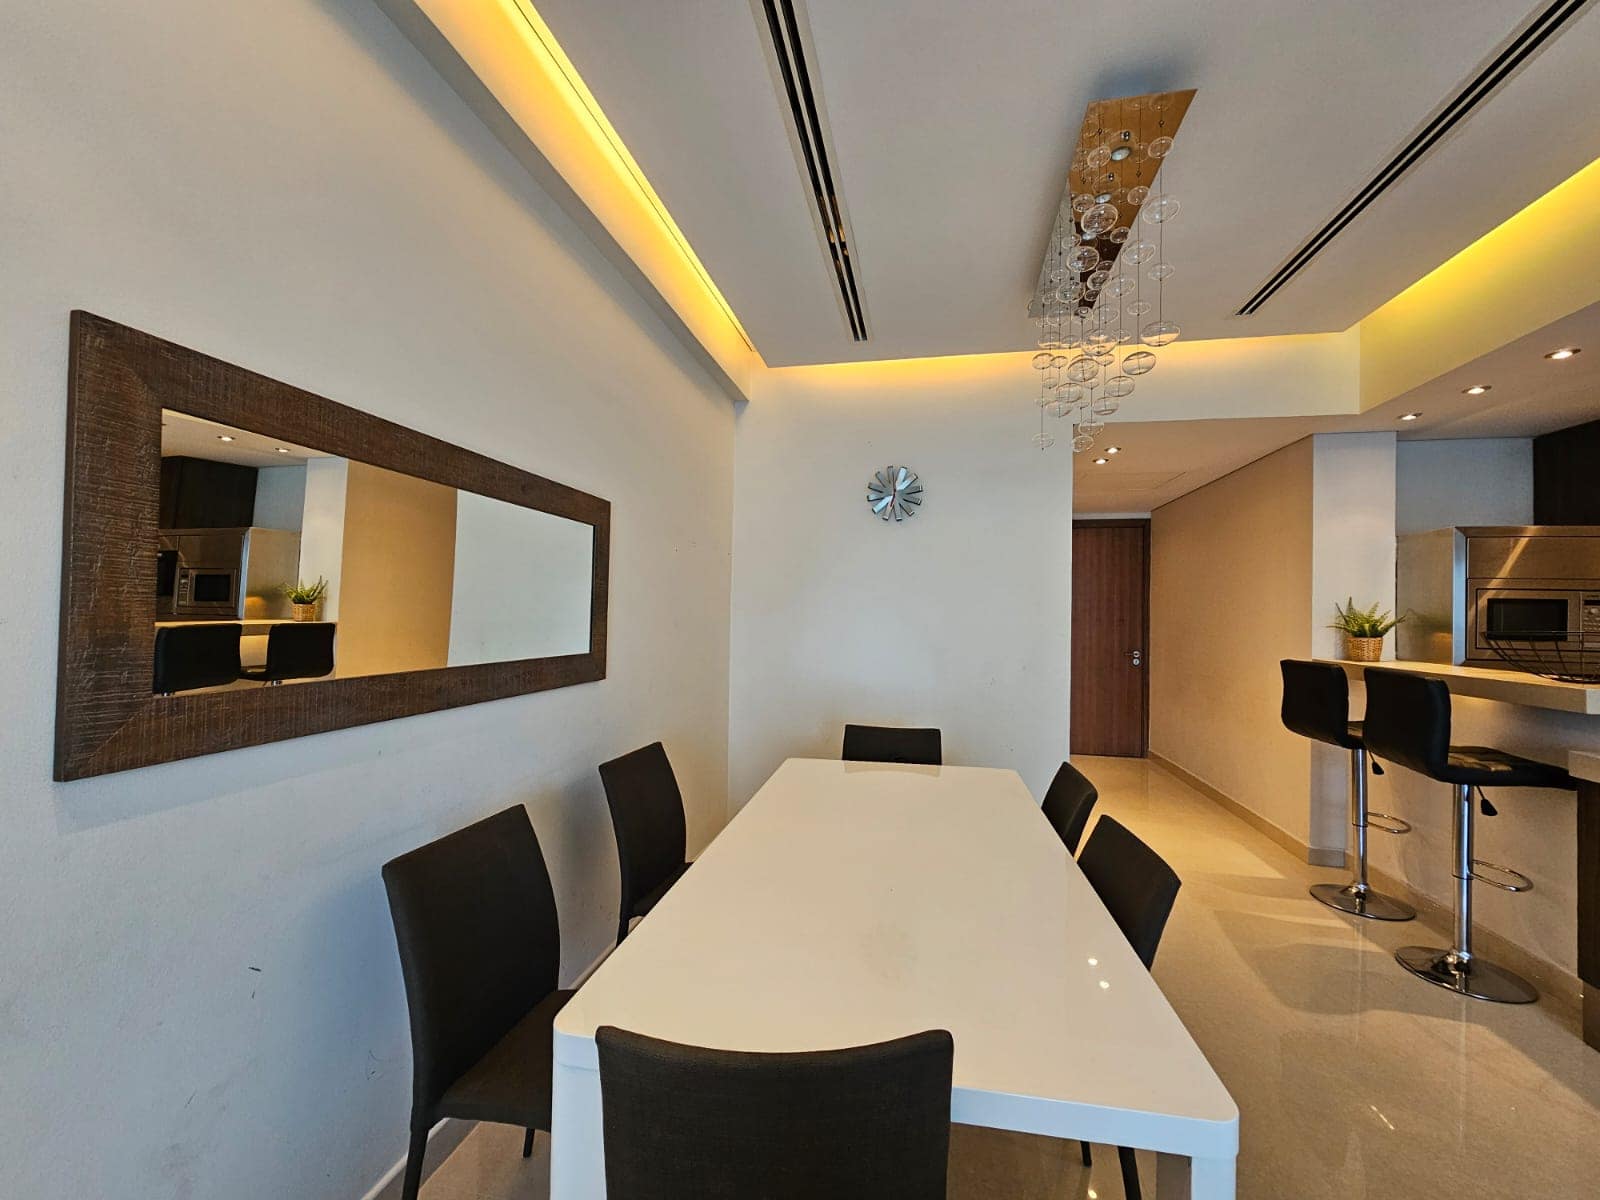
550, 758, 1239, 1198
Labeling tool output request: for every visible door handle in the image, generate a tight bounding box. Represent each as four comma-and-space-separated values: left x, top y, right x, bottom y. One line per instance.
1126, 649, 1143, 667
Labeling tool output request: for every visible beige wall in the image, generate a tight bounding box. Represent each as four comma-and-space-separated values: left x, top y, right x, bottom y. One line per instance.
1150, 439, 1315, 843
335, 462, 458, 677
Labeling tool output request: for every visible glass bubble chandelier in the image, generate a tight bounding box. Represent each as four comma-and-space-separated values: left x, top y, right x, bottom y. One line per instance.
1029, 90, 1194, 451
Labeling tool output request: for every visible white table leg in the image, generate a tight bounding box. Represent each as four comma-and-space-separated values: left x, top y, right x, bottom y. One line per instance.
1156, 1151, 1235, 1200
549, 1059, 606, 1199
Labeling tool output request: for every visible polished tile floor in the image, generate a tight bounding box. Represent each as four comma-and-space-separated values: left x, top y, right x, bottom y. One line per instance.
417, 756, 1600, 1199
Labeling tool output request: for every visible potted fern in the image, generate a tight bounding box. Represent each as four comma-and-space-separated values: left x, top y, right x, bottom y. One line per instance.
1331, 598, 1404, 662
283, 577, 328, 623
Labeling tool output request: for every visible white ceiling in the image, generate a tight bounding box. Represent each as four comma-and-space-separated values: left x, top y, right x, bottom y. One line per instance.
1073, 300, 1600, 513
160, 411, 329, 469
534, 0, 1600, 366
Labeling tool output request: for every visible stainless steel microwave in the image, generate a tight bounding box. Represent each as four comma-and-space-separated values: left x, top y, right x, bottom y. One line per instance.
1397, 526, 1600, 667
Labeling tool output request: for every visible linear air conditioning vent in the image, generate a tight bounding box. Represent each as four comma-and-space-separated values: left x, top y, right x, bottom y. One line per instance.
1235, 0, 1592, 317
757, 0, 870, 340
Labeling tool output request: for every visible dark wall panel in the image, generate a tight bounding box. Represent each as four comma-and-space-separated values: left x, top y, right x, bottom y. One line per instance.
1533, 417, 1600, 526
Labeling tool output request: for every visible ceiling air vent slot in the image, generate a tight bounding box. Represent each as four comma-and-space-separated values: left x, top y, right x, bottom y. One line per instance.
758, 0, 869, 340
1236, 0, 1591, 317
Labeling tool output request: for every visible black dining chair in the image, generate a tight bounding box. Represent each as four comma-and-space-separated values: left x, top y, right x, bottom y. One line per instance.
239, 621, 335, 684
152, 623, 242, 694
599, 742, 691, 945
841, 724, 942, 766
595, 1026, 954, 1200
1040, 761, 1099, 854
1076, 816, 1183, 1200
382, 806, 571, 1200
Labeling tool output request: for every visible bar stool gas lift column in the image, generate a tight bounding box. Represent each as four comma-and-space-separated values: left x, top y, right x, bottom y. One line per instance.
1280, 661, 1416, 920
1363, 669, 1575, 1003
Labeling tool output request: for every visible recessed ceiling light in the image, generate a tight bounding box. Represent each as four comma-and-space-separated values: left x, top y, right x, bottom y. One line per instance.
216, 435, 235, 442
1095, 191, 1112, 204
275, 446, 291, 454
1093, 457, 1109, 465
1399, 412, 1421, 421
1105, 446, 1121, 454
1110, 146, 1131, 162
1546, 347, 1581, 360
1462, 385, 1490, 395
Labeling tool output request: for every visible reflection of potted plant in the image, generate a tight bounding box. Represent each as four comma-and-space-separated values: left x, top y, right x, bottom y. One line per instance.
283, 577, 328, 623
1331, 597, 1405, 662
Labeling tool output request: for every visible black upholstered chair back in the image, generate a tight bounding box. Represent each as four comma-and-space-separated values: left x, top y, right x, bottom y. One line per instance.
152, 623, 241, 693
596, 1026, 954, 1200
1041, 761, 1099, 854
599, 742, 688, 926
1360, 669, 1452, 779
1279, 659, 1353, 747
262, 621, 335, 681
841, 724, 942, 766
382, 806, 561, 1119
1078, 816, 1182, 970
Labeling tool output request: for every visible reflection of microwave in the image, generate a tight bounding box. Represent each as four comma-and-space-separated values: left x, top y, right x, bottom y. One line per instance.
175, 563, 241, 617
157, 527, 301, 620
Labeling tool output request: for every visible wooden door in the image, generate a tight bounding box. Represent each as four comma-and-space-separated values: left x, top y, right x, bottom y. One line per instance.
1071, 521, 1149, 756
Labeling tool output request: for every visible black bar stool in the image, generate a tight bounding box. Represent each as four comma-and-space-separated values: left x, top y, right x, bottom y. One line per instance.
1279, 660, 1414, 921
1361, 668, 1574, 1003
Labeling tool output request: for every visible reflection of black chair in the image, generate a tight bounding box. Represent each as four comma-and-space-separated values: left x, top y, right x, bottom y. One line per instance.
240, 622, 335, 684
152, 624, 241, 694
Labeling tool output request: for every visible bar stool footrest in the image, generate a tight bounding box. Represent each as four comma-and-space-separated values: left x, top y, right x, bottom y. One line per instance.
1471, 860, 1532, 892
1367, 811, 1411, 835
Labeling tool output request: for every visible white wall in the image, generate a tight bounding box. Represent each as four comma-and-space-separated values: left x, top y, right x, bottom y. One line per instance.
0, 4, 733, 1199
299, 457, 352, 623
727, 367, 1074, 807
448, 490, 594, 664
1395, 437, 1533, 534
252, 463, 308, 530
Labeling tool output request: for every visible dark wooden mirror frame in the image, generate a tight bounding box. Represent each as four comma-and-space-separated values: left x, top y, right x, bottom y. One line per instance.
55, 312, 610, 781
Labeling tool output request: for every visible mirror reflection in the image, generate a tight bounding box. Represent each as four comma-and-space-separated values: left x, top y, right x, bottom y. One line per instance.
154, 411, 594, 694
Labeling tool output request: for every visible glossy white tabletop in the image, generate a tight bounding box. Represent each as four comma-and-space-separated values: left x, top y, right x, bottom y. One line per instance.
554, 758, 1237, 1157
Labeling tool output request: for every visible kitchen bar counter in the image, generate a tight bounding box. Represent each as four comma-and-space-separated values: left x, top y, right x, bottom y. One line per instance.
1317, 658, 1600, 715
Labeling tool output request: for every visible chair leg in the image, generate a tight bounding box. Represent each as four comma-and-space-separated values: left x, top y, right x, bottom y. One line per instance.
1080, 1140, 1092, 1167
1117, 1145, 1141, 1200
523, 1128, 535, 1159
400, 1127, 428, 1200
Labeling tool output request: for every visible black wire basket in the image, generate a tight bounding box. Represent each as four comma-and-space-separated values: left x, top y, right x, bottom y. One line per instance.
1484, 632, 1600, 684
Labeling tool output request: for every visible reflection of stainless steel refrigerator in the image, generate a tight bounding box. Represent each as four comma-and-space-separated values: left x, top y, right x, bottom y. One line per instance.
156, 527, 302, 620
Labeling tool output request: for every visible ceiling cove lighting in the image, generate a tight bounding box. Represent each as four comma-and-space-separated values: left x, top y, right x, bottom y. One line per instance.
1028, 89, 1195, 451
1400, 412, 1422, 421
1462, 385, 1491, 395
1546, 347, 1581, 360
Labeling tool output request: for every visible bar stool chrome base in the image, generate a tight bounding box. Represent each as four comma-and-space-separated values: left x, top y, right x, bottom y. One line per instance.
1309, 881, 1416, 921
1395, 945, 1538, 1004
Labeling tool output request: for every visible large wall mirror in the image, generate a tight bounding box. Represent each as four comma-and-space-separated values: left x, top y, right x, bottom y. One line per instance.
55, 313, 609, 780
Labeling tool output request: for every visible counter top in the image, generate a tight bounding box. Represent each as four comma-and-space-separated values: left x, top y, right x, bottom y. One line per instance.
1317, 658, 1600, 716
1571, 751, 1600, 784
